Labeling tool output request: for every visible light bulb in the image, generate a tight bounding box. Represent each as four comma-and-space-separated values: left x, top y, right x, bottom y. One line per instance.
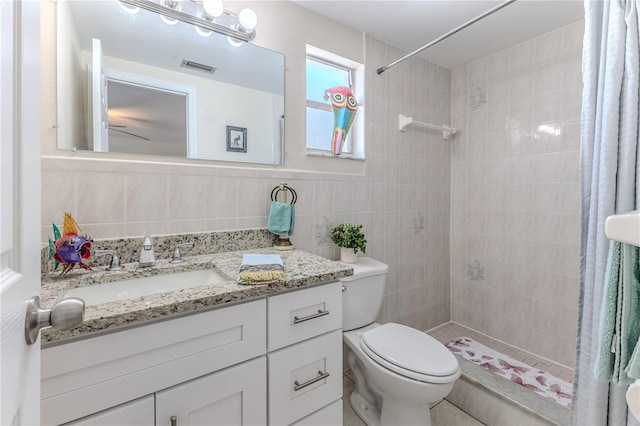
203, 0, 224, 18
238, 8, 257, 32
177, 0, 199, 15
227, 36, 243, 47
195, 26, 213, 37
160, 14, 179, 25
118, 1, 140, 14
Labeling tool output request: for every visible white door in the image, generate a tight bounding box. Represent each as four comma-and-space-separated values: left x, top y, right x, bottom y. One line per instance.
91, 38, 109, 153
0, 1, 42, 425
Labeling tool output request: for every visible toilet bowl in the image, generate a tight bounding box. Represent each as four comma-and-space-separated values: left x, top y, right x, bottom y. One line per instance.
341, 258, 460, 426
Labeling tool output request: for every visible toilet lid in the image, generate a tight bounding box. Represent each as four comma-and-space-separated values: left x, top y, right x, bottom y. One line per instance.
361, 323, 459, 382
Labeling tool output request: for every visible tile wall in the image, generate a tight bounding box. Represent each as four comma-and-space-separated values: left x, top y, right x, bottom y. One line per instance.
41, 36, 452, 331
449, 21, 584, 367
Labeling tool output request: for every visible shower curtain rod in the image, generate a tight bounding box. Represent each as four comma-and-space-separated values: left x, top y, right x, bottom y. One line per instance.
377, 0, 517, 75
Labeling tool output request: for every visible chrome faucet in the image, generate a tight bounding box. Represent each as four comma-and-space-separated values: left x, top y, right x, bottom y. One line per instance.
170, 242, 194, 264
139, 235, 156, 267
94, 249, 124, 271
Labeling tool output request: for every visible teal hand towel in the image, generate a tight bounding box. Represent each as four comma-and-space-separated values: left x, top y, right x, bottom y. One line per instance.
623, 244, 640, 379
267, 201, 295, 236
595, 240, 640, 384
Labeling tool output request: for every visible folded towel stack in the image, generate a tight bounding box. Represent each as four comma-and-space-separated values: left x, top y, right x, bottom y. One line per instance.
238, 254, 287, 285
595, 240, 640, 384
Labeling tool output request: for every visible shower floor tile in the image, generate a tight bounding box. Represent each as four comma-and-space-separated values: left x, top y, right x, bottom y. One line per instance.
427, 322, 574, 384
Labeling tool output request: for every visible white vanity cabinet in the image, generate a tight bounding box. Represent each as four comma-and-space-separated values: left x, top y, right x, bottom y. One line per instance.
42, 281, 343, 426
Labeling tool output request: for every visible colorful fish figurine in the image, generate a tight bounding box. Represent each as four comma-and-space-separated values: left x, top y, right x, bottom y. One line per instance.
48, 212, 93, 274
324, 86, 359, 155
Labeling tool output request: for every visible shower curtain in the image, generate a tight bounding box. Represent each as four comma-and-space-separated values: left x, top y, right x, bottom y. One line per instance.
572, 1, 640, 425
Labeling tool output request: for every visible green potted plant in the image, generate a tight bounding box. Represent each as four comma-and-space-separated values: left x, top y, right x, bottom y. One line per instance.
331, 223, 367, 263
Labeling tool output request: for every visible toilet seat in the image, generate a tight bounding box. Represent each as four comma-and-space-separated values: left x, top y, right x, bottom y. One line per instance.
360, 323, 459, 384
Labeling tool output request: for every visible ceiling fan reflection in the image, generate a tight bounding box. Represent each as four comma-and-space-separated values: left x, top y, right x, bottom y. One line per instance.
107, 124, 150, 141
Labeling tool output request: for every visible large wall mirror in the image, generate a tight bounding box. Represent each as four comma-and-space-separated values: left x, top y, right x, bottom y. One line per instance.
57, 0, 285, 165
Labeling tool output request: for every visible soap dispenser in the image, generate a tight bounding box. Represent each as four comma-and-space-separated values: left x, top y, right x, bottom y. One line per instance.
139, 234, 156, 267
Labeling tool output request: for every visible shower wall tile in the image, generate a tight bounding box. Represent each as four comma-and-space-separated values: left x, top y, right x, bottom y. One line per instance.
450, 22, 583, 368
534, 29, 565, 65
487, 50, 510, 83
563, 20, 585, 57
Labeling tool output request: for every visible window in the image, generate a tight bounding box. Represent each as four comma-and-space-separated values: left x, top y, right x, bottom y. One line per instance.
305, 45, 364, 159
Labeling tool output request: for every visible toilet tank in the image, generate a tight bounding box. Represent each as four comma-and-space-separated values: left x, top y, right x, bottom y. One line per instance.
340, 257, 389, 331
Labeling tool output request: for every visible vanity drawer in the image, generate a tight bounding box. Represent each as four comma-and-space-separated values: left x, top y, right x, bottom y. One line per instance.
267, 281, 342, 351
268, 330, 342, 425
62, 395, 154, 426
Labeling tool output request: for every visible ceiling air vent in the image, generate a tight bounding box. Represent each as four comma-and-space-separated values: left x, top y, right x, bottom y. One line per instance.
180, 59, 217, 74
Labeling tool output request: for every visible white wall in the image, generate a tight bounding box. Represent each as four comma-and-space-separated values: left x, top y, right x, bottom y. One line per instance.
56, 0, 85, 150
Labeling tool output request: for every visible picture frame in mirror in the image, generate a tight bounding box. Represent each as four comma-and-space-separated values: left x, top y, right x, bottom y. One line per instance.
226, 126, 247, 153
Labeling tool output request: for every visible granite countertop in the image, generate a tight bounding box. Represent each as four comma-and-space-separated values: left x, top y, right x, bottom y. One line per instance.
40, 248, 353, 345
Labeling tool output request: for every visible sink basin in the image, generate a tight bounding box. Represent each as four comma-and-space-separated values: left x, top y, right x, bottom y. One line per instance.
64, 268, 228, 306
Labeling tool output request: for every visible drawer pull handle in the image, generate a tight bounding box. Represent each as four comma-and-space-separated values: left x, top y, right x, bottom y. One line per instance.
294, 370, 330, 391
293, 309, 329, 324
170, 415, 177, 426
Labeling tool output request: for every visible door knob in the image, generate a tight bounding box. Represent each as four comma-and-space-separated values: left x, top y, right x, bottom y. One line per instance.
25, 296, 85, 345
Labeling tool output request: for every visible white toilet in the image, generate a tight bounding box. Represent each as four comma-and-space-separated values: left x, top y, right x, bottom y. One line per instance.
341, 257, 460, 426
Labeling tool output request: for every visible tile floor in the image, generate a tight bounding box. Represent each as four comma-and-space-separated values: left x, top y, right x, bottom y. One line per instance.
342, 373, 485, 426
427, 322, 574, 384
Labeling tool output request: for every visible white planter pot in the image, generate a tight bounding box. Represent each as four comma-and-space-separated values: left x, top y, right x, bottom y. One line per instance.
340, 247, 357, 263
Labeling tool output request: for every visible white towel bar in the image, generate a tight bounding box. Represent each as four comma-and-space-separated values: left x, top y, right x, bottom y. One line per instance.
398, 114, 456, 140
605, 212, 640, 247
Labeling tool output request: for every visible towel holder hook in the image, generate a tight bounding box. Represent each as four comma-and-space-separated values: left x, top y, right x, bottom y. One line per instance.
271, 183, 297, 205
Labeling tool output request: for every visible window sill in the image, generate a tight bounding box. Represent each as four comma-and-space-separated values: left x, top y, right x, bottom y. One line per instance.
306, 150, 365, 161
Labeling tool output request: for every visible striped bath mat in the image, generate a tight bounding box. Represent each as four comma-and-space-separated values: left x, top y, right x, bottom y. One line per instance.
446, 337, 572, 408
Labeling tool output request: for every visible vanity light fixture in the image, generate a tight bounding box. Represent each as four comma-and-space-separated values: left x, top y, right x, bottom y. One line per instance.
227, 36, 244, 48
160, 14, 179, 25
118, 1, 141, 14
225, 8, 257, 46
195, 26, 213, 37
118, 0, 257, 42
202, 0, 224, 18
